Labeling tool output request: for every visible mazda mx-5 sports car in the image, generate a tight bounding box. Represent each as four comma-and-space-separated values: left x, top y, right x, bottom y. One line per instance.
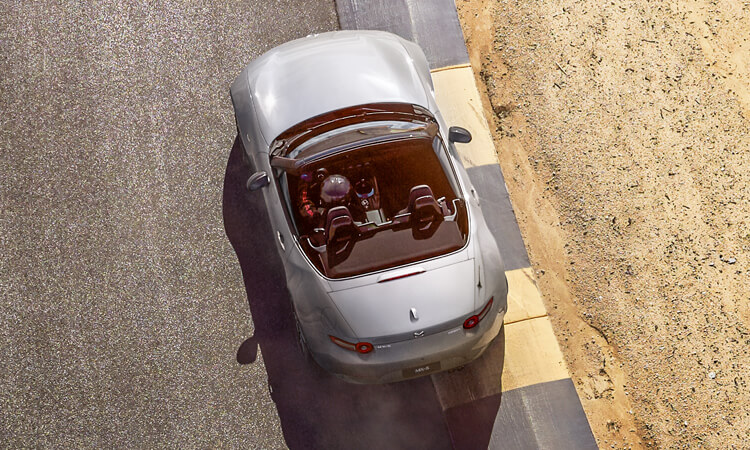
230, 30, 507, 384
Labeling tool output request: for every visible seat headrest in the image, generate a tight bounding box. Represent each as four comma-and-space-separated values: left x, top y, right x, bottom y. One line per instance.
407, 185, 435, 212
325, 206, 357, 246
413, 195, 443, 224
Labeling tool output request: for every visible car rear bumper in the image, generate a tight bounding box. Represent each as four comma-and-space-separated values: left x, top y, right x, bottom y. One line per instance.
310, 307, 505, 384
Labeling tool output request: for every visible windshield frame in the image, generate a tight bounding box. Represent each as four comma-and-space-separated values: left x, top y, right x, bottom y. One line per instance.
270, 102, 437, 157
289, 120, 435, 160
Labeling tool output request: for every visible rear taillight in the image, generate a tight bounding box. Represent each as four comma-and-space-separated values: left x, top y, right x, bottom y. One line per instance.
329, 335, 374, 354
355, 342, 373, 353
463, 316, 479, 328
463, 297, 494, 329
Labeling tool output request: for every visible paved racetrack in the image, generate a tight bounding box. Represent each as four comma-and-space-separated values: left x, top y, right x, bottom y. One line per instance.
1, 2, 341, 447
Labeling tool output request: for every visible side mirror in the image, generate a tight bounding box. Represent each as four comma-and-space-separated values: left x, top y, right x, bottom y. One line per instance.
246, 171, 270, 191
448, 126, 472, 144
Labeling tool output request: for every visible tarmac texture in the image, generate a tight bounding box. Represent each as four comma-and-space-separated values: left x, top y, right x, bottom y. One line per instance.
1, 1, 337, 447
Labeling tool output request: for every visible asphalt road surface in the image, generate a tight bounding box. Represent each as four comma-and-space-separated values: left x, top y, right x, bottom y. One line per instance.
0, 2, 367, 447
2, 3, 459, 448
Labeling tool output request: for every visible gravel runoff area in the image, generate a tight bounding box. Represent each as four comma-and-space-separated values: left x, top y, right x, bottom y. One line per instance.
458, 0, 750, 448
1, 2, 337, 446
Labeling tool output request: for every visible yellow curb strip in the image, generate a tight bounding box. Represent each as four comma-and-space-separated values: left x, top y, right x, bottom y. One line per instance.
430, 66, 500, 168
502, 316, 570, 392
504, 267, 548, 324
502, 268, 570, 391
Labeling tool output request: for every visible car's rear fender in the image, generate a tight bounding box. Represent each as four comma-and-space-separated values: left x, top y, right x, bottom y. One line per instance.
286, 244, 356, 344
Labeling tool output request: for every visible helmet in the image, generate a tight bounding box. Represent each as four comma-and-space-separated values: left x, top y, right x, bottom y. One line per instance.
320, 174, 351, 206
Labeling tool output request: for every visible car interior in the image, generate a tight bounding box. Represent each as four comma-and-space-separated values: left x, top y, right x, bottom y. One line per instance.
285, 135, 468, 279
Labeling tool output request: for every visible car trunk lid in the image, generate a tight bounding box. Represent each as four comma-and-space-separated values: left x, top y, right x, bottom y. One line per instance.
327, 259, 476, 339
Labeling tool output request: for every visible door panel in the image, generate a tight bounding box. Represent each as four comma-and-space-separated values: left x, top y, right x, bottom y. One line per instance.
259, 158, 295, 265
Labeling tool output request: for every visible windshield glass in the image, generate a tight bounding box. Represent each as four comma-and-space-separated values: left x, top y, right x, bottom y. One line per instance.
285, 134, 468, 279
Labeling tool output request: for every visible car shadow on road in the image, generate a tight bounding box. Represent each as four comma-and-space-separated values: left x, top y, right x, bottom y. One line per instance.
434, 326, 506, 450
222, 136, 453, 450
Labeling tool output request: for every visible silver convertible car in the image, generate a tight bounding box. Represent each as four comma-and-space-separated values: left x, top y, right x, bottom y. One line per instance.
231, 30, 507, 383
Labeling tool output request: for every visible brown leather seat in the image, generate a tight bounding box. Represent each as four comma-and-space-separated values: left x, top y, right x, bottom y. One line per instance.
325, 206, 358, 248
399, 185, 444, 226
413, 195, 443, 224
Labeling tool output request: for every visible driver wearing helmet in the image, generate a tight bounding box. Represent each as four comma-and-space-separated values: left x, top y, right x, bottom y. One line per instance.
320, 174, 351, 208
297, 170, 353, 229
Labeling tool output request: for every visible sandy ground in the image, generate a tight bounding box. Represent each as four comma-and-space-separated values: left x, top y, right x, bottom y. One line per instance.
457, 0, 750, 448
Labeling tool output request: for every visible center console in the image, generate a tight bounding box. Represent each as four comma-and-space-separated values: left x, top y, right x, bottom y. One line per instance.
354, 176, 386, 225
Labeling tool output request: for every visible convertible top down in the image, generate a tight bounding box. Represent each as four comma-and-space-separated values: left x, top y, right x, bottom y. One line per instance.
231, 30, 507, 383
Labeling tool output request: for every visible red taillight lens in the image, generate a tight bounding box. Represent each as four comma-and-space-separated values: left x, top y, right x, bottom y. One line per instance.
478, 297, 494, 320
463, 297, 494, 329
355, 342, 373, 354
329, 335, 374, 354
463, 315, 479, 329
